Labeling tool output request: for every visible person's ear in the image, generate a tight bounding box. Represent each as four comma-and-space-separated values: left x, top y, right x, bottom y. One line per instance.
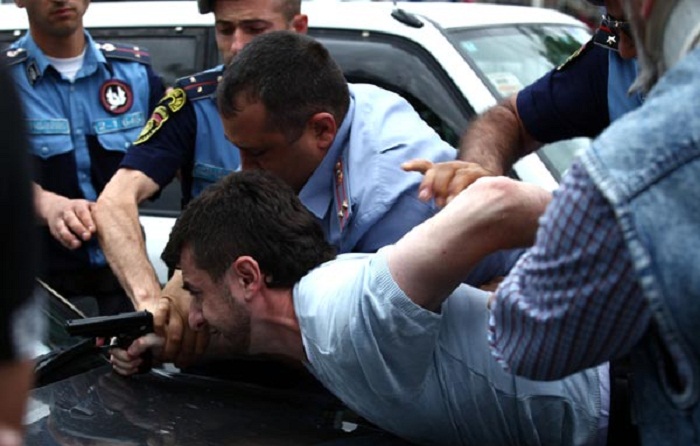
14, 0, 26, 8
308, 112, 337, 152
290, 14, 308, 34
231, 256, 262, 301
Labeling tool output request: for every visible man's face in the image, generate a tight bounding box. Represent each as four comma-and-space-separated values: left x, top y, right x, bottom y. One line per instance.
221, 97, 328, 193
181, 245, 252, 355
214, 0, 307, 65
604, 0, 637, 59
16, 0, 88, 38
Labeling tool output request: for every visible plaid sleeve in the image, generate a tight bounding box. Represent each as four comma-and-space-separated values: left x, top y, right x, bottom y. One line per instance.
488, 161, 651, 380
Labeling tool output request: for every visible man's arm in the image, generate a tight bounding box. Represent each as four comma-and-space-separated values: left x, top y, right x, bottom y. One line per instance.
94, 168, 161, 311
488, 163, 651, 380
95, 86, 197, 310
404, 41, 610, 206
385, 177, 551, 312
402, 95, 540, 207
459, 94, 541, 174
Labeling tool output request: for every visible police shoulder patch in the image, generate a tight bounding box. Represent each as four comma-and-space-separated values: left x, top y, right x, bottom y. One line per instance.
557, 39, 594, 72
175, 68, 223, 101
134, 104, 170, 145
0, 47, 28, 67
96, 42, 152, 65
133, 87, 187, 145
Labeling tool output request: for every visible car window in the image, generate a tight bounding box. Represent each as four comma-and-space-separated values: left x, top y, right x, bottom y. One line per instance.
311, 28, 475, 148
87, 26, 214, 87
449, 24, 590, 98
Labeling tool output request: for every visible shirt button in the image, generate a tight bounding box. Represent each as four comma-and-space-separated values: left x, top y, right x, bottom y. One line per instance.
41, 147, 48, 154
124, 142, 130, 148
70, 86, 75, 92
75, 129, 82, 135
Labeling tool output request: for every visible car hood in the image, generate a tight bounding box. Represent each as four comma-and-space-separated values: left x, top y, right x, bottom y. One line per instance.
25, 365, 409, 445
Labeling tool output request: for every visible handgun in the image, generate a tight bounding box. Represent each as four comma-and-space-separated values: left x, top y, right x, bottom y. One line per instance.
65, 311, 154, 373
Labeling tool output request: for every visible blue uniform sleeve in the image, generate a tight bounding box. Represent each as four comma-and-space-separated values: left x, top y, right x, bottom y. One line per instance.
146, 65, 166, 112
517, 42, 610, 143
120, 89, 196, 190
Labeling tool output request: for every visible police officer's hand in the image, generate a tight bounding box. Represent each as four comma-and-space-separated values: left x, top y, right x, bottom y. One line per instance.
401, 159, 495, 208
153, 272, 209, 368
44, 194, 96, 250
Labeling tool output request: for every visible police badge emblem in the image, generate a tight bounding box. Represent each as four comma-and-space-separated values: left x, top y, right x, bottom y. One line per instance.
100, 80, 133, 114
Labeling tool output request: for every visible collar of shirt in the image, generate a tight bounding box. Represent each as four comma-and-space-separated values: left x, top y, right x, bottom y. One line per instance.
18, 31, 106, 82
298, 91, 356, 220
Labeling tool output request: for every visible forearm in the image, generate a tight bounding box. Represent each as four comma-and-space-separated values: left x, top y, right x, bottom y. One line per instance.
387, 178, 550, 311
94, 170, 161, 310
459, 95, 541, 174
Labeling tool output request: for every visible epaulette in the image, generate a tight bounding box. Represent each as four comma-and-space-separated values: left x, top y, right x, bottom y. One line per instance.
175, 68, 223, 101
557, 38, 594, 72
0, 47, 28, 67
96, 42, 152, 65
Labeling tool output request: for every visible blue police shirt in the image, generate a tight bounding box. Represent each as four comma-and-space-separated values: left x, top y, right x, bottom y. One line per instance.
121, 65, 239, 205
3, 32, 164, 274
299, 83, 518, 284
295, 252, 605, 445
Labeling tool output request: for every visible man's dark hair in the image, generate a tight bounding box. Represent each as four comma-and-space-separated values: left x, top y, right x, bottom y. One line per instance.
199, 0, 301, 19
217, 31, 350, 143
277, 0, 302, 22
162, 170, 336, 288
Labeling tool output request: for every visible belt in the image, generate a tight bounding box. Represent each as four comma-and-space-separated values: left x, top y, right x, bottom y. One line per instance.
607, 357, 640, 445
41, 267, 123, 298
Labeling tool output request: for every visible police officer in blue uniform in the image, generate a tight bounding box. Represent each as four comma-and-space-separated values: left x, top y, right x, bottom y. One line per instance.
3, 0, 164, 316
216, 31, 518, 284
403, 0, 644, 203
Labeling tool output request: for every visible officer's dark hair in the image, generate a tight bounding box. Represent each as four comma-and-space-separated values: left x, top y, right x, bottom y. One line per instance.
217, 31, 350, 143
278, 0, 302, 22
199, 0, 301, 20
162, 170, 336, 288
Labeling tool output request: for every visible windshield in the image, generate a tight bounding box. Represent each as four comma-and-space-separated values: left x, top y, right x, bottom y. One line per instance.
450, 24, 592, 179
450, 24, 591, 99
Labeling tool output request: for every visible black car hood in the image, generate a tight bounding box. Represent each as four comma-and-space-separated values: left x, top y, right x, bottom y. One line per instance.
25, 365, 410, 445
